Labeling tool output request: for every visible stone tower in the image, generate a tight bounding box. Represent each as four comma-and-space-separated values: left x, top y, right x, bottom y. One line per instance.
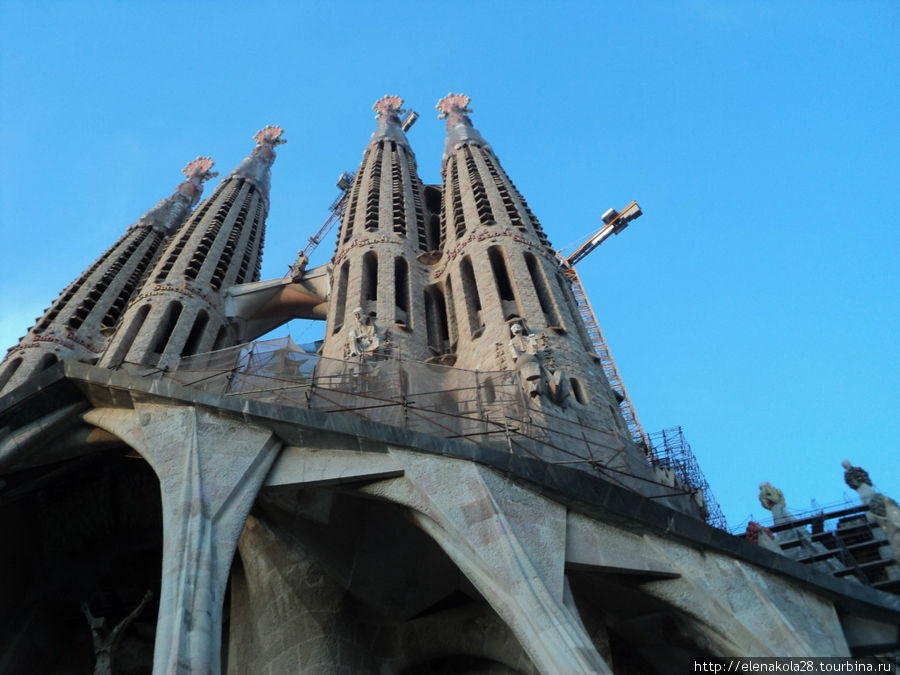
101, 127, 285, 369
0, 158, 216, 395
321, 96, 432, 362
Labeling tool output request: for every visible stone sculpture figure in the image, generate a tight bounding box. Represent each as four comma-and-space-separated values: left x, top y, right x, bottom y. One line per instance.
757, 482, 843, 572
508, 321, 542, 398
288, 250, 308, 281
81, 590, 153, 675
843, 459, 900, 566
348, 307, 381, 358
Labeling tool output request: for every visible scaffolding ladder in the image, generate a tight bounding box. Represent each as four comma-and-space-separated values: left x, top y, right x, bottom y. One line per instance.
558, 259, 649, 452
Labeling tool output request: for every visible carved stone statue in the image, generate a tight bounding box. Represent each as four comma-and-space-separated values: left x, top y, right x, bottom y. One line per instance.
757, 482, 843, 573
508, 322, 569, 405
758, 481, 785, 512
82, 590, 153, 675
508, 322, 542, 398
842, 460, 900, 566
541, 357, 568, 406
288, 250, 308, 281
348, 307, 381, 358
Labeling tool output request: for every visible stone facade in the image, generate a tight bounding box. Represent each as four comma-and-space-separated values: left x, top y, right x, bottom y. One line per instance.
1, 97, 897, 674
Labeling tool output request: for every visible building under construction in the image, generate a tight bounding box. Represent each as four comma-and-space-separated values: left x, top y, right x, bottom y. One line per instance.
0, 95, 897, 674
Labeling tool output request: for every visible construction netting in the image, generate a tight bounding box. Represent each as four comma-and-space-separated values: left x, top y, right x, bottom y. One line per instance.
168, 337, 724, 526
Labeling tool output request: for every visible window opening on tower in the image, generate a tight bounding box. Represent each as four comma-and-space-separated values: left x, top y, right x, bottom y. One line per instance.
487, 246, 522, 320
460, 256, 485, 338
105, 304, 151, 366
332, 261, 350, 334
424, 284, 452, 358
364, 145, 383, 231
37, 353, 58, 372
360, 252, 378, 318
153, 301, 183, 355
0, 357, 23, 391
182, 311, 209, 357
421, 185, 443, 252
524, 252, 563, 332
394, 257, 410, 328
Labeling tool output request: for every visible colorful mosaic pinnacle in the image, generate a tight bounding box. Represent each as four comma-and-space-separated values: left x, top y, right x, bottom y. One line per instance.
436, 93, 472, 119
182, 156, 218, 183
373, 95, 406, 119
253, 125, 287, 147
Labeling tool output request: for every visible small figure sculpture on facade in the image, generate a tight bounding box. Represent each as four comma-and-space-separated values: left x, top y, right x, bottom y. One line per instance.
842, 460, 900, 565
81, 590, 153, 675
288, 250, 308, 281
758, 481, 786, 512
349, 307, 381, 358
508, 321, 542, 398
541, 357, 568, 406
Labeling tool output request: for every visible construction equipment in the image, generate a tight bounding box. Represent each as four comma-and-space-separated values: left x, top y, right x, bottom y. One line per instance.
302, 171, 355, 257
556, 201, 649, 450
303, 110, 418, 259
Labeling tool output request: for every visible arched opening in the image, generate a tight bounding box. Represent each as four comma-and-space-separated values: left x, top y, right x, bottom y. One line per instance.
424, 285, 452, 358
394, 257, 410, 328
37, 353, 59, 371
524, 252, 563, 331
181, 311, 209, 357
459, 256, 484, 338
0, 357, 24, 392
487, 246, 522, 320
332, 261, 349, 334
152, 302, 183, 356
360, 251, 378, 318
105, 304, 151, 367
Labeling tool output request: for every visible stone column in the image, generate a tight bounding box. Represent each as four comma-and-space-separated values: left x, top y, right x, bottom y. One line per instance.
84, 404, 282, 675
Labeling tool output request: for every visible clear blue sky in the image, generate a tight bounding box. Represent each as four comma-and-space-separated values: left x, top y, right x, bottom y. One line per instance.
1, 1, 897, 529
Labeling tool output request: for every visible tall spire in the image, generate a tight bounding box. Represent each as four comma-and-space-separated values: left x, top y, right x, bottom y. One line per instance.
132, 157, 218, 233
100, 127, 285, 369
229, 125, 286, 199
0, 159, 217, 396
436, 93, 490, 162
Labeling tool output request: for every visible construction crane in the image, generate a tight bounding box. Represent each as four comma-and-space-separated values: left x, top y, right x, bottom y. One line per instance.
556, 201, 650, 451
301, 172, 355, 257
302, 110, 420, 259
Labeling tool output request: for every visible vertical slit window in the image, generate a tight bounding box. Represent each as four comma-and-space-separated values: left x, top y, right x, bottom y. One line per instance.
212, 326, 229, 351
153, 302, 182, 355
0, 357, 24, 392
107, 304, 151, 366
424, 286, 452, 356
487, 246, 522, 320
524, 253, 563, 329
332, 261, 349, 334
460, 256, 484, 337
394, 257, 410, 327
181, 311, 209, 357
37, 353, 59, 371
444, 275, 458, 348
360, 251, 378, 317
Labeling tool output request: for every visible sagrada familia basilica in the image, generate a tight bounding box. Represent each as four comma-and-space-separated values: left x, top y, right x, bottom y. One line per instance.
0, 95, 897, 673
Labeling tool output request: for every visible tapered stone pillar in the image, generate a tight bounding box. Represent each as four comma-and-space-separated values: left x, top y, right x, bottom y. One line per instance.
83, 405, 282, 675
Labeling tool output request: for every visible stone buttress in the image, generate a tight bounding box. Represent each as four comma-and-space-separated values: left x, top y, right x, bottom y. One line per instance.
0, 159, 216, 395
100, 128, 285, 369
